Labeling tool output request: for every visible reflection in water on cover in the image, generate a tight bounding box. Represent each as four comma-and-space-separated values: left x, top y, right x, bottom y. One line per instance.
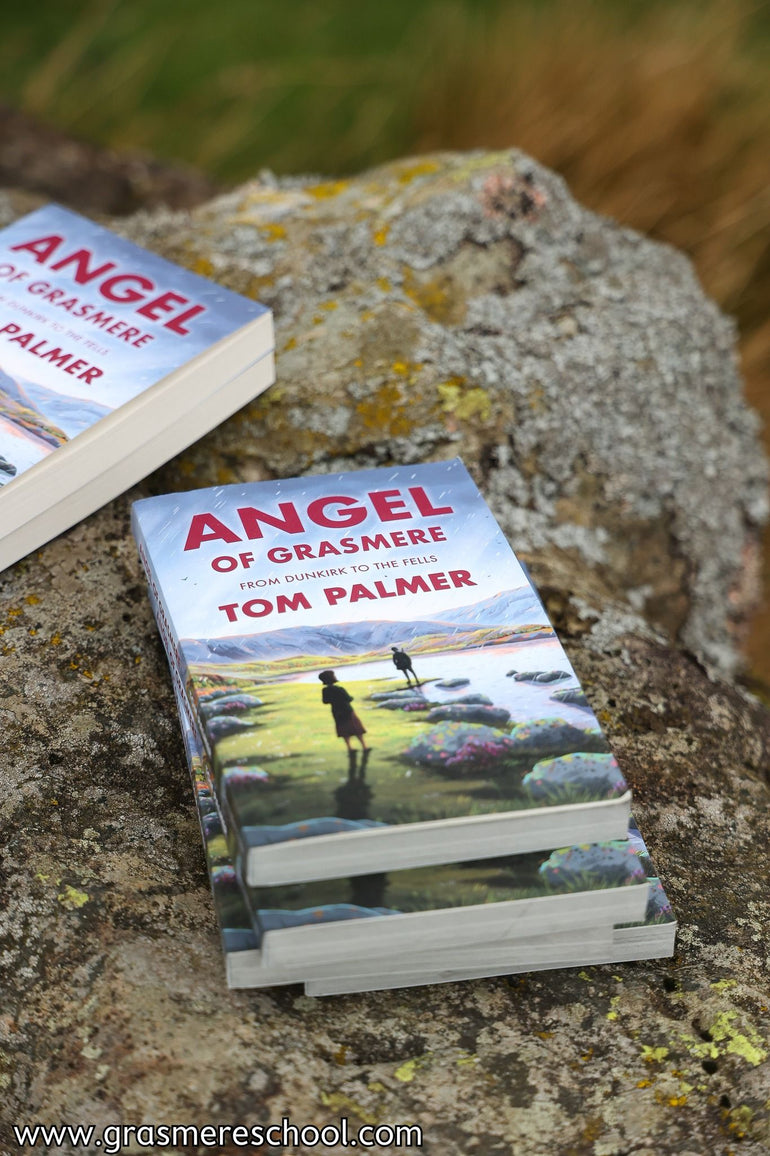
333, 749, 387, 908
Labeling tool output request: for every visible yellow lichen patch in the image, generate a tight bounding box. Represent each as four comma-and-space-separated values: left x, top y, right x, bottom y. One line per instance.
711, 979, 738, 992
50, 632, 62, 646
260, 222, 287, 241
708, 1012, 767, 1066
193, 257, 214, 277
394, 1055, 429, 1083
641, 1045, 670, 1064
536, 1031, 554, 1039
318, 300, 338, 311
320, 1091, 377, 1125
57, 885, 90, 911
724, 1104, 754, 1140
397, 160, 441, 184
25, 594, 40, 605
449, 152, 516, 183
637, 1078, 654, 1088
376, 276, 391, 292
607, 995, 621, 1021
677, 1013, 767, 1066
373, 225, 389, 247
667, 1094, 688, 1107
283, 337, 297, 352
307, 180, 348, 200
333, 1045, 347, 1066
437, 380, 492, 423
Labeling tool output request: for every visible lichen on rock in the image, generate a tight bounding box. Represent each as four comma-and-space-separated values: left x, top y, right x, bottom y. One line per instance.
2, 151, 770, 1155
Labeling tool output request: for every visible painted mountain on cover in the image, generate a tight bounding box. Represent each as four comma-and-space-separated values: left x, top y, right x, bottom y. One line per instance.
0, 204, 267, 483
133, 460, 630, 849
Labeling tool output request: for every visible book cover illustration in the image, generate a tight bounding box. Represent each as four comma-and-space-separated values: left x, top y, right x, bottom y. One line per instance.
186, 698, 670, 957
135, 459, 630, 857
0, 205, 268, 484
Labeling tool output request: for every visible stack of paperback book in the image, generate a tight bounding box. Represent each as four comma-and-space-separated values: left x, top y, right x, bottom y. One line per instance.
132, 458, 675, 993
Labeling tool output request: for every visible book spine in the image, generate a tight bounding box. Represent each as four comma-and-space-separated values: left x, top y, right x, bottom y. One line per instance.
132, 511, 267, 942
174, 687, 263, 969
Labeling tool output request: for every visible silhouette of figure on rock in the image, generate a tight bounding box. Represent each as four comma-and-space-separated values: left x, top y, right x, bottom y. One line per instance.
391, 646, 419, 687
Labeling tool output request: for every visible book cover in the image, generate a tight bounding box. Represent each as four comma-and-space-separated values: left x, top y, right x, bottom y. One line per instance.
133, 459, 632, 885
0, 204, 270, 485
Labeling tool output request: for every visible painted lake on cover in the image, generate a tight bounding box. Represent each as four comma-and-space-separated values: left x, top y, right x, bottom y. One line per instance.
294, 637, 589, 727
199, 632, 624, 836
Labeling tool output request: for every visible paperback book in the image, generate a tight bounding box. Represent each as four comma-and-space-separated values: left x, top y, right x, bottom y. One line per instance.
133, 459, 633, 886
181, 703, 673, 992
0, 204, 274, 570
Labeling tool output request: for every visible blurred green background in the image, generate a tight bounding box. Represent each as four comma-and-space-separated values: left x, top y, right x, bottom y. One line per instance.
2, 0, 770, 675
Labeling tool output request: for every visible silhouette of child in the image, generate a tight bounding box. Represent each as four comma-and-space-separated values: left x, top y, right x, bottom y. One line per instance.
318, 670, 369, 753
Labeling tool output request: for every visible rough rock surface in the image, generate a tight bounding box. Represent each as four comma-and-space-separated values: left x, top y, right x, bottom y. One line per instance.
124, 151, 765, 673
2, 151, 770, 1154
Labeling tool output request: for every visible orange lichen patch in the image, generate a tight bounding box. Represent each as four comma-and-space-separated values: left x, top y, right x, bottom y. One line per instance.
193, 257, 214, 277
402, 266, 463, 325
396, 160, 441, 184
246, 274, 275, 300
392, 360, 422, 377
527, 383, 547, 413
259, 222, 287, 241
306, 180, 348, 200
355, 383, 414, 437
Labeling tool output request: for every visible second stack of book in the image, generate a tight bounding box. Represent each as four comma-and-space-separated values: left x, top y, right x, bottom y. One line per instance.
132, 458, 675, 993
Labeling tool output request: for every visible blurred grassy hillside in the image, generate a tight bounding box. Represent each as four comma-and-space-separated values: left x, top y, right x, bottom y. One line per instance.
2, 0, 770, 678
